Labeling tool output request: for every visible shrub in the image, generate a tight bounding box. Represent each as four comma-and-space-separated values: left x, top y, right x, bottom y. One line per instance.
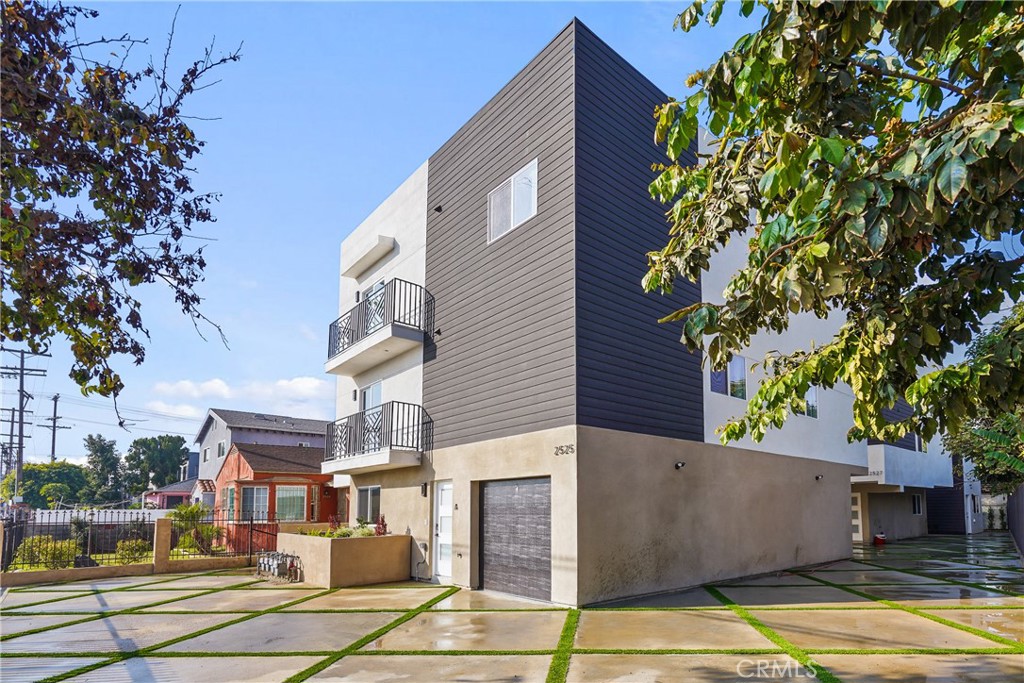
13, 535, 77, 570
999, 508, 1007, 529
70, 516, 90, 553
115, 539, 151, 565
987, 508, 996, 530
175, 533, 199, 552
352, 525, 374, 538
374, 515, 388, 536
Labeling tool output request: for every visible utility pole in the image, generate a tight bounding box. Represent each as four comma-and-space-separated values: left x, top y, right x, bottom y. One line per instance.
0, 348, 49, 500
41, 394, 70, 463
0, 406, 32, 482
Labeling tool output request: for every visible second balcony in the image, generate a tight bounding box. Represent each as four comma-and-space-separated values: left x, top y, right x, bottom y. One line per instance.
325, 279, 432, 375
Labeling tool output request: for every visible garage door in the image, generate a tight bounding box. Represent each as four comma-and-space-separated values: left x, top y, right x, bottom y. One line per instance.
480, 477, 551, 601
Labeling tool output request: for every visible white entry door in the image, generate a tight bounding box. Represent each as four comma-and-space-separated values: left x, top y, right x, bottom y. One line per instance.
434, 481, 453, 581
851, 492, 864, 543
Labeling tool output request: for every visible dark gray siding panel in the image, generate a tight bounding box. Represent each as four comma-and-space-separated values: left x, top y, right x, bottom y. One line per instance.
868, 399, 919, 451
424, 24, 577, 450
573, 23, 703, 440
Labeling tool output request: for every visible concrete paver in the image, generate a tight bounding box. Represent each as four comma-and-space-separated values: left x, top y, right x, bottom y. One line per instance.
160, 611, 400, 652
575, 610, 777, 650
2, 613, 240, 652
752, 609, 1010, 650
0, 613, 93, 637
362, 610, 566, 651
1, 591, 94, 609
567, 654, 808, 682
65, 656, 323, 682
857, 584, 1024, 607
127, 574, 260, 590
719, 574, 820, 586
804, 570, 939, 584
5, 590, 207, 613
285, 587, 447, 611
431, 588, 564, 610
141, 588, 319, 612
715, 585, 875, 608
922, 608, 1024, 643
0, 657, 106, 683
814, 654, 1024, 682
308, 654, 552, 681
601, 587, 725, 609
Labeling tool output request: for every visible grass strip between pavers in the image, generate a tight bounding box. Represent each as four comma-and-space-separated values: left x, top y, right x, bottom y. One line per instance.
282, 586, 461, 683
704, 586, 843, 683
801, 572, 1024, 651
545, 608, 578, 683
29, 585, 340, 683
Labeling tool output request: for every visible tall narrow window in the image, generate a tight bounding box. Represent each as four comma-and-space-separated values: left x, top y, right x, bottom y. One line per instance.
217, 440, 226, 458
911, 493, 922, 515
357, 486, 381, 524
796, 386, 819, 418
488, 159, 538, 242
711, 355, 749, 400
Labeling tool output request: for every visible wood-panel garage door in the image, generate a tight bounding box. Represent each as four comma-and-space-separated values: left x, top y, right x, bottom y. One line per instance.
480, 477, 551, 601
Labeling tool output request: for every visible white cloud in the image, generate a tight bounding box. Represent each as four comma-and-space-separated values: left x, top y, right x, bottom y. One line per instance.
144, 401, 205, 419
153, 378, 232, 400
243, 377, 331, 401
299, 324, 320, 343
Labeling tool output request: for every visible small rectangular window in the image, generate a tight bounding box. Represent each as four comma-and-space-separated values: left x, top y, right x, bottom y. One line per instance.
911, 493, 922, 516
711, 356, 748, 399
217, 440, 226, 458
241, 486, 269, 521
357, 485, 381, 524
796, 386, 819, 418
202, 448, 209, 463
916, 434, 928, 453
488, 159, 538, 242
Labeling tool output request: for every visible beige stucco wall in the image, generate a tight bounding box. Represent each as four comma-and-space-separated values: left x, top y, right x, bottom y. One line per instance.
349, 424, 579, 604
277, 533, 412, 588
575, 426, 854, 605
858, 486, 929, 541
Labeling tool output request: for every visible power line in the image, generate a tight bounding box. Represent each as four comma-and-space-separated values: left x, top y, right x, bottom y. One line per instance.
0, 347, 50, 498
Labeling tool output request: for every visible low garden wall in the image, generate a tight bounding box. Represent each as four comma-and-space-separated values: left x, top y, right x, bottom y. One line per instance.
277, 532, 411, 588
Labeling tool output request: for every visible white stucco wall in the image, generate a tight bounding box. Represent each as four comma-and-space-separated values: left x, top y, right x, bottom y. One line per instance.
332, 161, 428, 421
701, 230, 864, 467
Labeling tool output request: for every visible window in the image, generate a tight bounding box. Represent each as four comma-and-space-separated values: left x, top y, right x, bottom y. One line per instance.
916, 434, 928, 453
202, 447, 209, 463
911, 493, 922, 516
222, 487, 235, 518
488, 159, 538, 242
357, 486, 381, 524
275, 486, 307, 521
711, 356, 748, 399
795, 386, 819, 418
217, 440, 226, 458
297, 441, 311, 448
971, 495, 980, 514
241, 486, 269, 521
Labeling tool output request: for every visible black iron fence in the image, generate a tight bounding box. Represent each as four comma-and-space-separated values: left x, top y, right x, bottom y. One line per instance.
327, 279, 432, 359
1, 510, 155, 572
325, 401, 424, 461
168, 509, 278, 560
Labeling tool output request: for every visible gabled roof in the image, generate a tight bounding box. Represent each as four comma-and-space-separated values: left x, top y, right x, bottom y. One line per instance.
150, 478, 198, 495
195, 408, 329, 443
232, 444, 326, 475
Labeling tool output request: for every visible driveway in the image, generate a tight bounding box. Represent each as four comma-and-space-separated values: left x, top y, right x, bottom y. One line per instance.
1, 533, 1021, 682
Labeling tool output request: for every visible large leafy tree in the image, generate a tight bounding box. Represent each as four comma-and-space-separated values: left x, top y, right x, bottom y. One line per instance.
944, 302, 1024, 494
647, 0, 1024, 445
0, 460, 88, 509
123, 435, 189, 495
80, 434, 124, 504
1, 2, 238, 399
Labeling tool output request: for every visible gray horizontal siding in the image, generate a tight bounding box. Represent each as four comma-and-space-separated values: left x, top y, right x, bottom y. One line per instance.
423, 23, 577, 450
868, 399, 919, 451
573, 21, 703, 441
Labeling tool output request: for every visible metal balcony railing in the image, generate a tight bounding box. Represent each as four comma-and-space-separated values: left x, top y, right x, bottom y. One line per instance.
325, 401, 424, 461
327, 279, 428, 360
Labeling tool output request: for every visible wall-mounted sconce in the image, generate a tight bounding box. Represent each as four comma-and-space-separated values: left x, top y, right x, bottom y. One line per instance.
421, 483, 428, 498
352, 389, 357, 401
434, 329, 442, 337
675, 462, 686, 470
815, 475, 824, 481
433, 205, 443, 213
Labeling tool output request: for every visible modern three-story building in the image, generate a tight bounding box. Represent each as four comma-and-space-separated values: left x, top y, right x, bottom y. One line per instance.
321, 19, 955, 606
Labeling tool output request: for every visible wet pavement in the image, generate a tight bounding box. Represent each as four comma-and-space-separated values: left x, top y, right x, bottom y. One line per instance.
0, 533, 1021, 682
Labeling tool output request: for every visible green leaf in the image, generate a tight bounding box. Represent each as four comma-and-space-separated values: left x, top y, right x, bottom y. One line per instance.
1013, 114, 1024, 135
892, 150, 918, 176
922, 324, 941, 346
808, 242, 830, 258
817, 138, 846, 166
936, 156, 967, 203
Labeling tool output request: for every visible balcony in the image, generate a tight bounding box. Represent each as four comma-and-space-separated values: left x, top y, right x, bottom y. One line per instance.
325, 279, 432, 375
322, 401, 425, 475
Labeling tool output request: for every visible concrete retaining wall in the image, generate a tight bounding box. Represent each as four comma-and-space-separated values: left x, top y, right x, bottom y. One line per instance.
277, 533, 411, 588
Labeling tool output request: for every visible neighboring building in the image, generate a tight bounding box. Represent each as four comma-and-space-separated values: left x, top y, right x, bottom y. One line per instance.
926, 456, 985, 535
143, 478, 196, 509
213, 444, 340, 523
179, 451, 199, 483
982, 493, 1009, 530
320, 19, 955, 606
193, 409, 331, 508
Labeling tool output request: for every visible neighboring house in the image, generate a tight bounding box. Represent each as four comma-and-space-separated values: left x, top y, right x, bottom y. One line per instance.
213, 444, 341, 523
193, 408, 332, 508
144, 478, 196, 509
179, 451, 199, 482
926, 456, 985, 535
320, 19, 955, 606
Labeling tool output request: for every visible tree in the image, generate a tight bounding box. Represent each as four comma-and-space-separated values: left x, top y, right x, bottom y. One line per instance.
1, 2, 239, 400
123, 435, 189, 495
80, 434, 124, 504
646, 1, 1024, 446
944, 303, 1024, 494
0, 460, 88, 509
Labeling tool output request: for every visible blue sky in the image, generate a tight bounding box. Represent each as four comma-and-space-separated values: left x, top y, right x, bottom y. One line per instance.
6, 2, 759, 465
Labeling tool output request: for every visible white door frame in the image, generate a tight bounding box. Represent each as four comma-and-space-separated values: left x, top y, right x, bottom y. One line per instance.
851, 492, 864, 543
434, 480, 453, 583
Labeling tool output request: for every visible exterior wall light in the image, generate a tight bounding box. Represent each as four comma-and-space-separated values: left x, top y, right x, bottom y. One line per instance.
675, 462, 685, 470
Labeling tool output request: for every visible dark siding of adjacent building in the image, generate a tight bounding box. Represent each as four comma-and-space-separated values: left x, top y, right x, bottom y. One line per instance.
868, 399, 920, 451
423, 23, 577, 450
927, 456, 966, 534
573, 21, 704, 440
